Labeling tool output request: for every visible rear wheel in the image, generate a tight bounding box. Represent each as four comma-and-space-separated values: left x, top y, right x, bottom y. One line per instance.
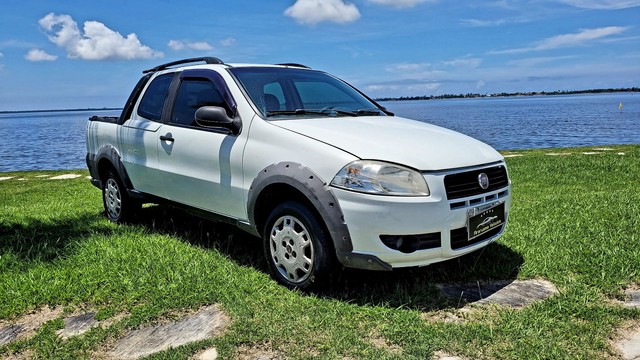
263, 201, 335, 290
102, 169, 139, 222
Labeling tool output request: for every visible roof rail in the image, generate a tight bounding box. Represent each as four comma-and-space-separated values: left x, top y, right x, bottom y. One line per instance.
276, 63, 311, 69
143, 57, 224, 74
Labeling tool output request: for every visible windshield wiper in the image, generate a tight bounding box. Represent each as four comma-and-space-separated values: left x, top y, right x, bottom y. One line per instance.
355, 108, 383, 116
266, 108, 382, 118
266, 109, 357, 117
266, 109, 324, 117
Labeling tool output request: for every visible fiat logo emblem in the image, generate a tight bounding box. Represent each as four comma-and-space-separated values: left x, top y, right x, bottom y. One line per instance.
478, 173, 490, 190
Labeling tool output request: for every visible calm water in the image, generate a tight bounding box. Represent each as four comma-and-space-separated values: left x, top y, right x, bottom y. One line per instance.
0, 110, 120, 172
1, 93, 638, 172
381, 92, 639, 151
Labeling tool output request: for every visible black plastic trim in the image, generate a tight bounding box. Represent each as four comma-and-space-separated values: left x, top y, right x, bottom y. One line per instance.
444, 165, 509, 200
143, 57, 224, 74
336, 251, 392, 271
91, 144, 136, 191
179, 69, 239, 118
119, 73, 152, 124
161, 69, 242, 134
86, 152, 100, 188
247, 162, 354, 255
380, 232, 442, 253
276, 63, 311, 69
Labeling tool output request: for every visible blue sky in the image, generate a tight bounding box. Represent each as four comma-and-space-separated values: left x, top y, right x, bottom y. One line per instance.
1, 0, 639, 111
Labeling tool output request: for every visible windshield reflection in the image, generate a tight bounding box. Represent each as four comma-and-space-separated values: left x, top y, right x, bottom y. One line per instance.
229, 67, 386, 119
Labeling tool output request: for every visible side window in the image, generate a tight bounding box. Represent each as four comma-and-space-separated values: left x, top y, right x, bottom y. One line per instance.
171, 78, 230, 127
137, 74, 173, 121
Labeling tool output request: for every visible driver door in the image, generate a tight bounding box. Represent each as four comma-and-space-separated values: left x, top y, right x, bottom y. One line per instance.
157, 70, 246, 218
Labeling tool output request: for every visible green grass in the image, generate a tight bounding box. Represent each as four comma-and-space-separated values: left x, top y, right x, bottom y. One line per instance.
1, 146, 639, 359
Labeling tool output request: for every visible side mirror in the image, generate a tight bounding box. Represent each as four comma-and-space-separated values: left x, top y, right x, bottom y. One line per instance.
195, 106, 241, 134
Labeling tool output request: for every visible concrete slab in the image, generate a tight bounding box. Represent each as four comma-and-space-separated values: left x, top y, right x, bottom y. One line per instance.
0, 325, 23, 346
616, 329, 640, 360
438, 279, 558, 308
49, 174, 82, 180
623, 289, 640, 308
433, 351, 464, 360
195, 347, 219, 360
0, 306, 63, 346
109, 305, 228, 360
56, 312, 98, 339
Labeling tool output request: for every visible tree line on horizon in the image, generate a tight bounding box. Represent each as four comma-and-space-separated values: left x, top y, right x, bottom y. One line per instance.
375, 87, 639, 102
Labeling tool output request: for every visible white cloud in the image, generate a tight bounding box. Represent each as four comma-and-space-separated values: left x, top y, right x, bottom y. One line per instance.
167, 40, 185, 51
537, 26, 629, 48
188, 41, 213, 51
559, 0, 640, 9
461, 18, 508, 27
285, 0, 361, 25
25, 49, 58, 62
506, 55, 578, 67
220, 37, 236, 47
0, 52, 3, 58
365, 81, 441, 94
386, 57, 481, 77
368, 0, 434, 8
38, 13, 163, 60
490, 26, 630, 54
168, 40, 213, 51
443, 58, 482, 68
386, 62, 431, 72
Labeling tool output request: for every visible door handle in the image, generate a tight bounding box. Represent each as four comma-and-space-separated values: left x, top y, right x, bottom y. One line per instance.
160, 134, 174, 142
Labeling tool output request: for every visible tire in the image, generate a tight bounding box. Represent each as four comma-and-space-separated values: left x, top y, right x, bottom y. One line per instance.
263, 201, 336, 290
102, 169, 140, 223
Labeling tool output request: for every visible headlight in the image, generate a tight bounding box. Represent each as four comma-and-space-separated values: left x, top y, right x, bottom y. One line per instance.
330, 160, 430, 196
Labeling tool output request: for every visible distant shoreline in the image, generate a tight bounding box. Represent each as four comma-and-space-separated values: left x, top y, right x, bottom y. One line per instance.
1, 88, 637, 113
0, 108, 122, 115
375, 87, 638, 102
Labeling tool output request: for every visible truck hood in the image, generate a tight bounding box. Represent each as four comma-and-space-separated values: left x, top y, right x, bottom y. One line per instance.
273, 116, 503, 171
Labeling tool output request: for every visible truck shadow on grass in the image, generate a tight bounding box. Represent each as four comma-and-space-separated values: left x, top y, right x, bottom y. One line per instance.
0, 213, 114, 264
136, 205, 524, 311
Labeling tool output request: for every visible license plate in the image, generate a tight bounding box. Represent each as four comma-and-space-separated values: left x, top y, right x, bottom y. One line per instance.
468, 202, 505, 240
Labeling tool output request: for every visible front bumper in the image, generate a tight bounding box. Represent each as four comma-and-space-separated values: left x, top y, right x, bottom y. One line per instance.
333, 163, 511, 269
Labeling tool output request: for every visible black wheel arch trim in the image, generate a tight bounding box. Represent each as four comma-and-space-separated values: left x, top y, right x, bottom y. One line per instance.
87, 145, 137, 198
247, 162, 354, 256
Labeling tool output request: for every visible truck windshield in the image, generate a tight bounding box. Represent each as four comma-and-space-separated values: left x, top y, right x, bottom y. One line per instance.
229, 67, 384, 119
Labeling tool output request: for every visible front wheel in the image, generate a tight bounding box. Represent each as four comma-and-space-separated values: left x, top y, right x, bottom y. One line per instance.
263, 201, 336, 290
102, 169, 139, 222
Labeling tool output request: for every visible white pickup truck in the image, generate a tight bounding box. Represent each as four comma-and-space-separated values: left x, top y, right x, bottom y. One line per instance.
86, 57, 511, 289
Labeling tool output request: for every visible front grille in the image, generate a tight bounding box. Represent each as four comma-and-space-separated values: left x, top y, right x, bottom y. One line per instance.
450, 225, 503, 250
444, 165, 508, 200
